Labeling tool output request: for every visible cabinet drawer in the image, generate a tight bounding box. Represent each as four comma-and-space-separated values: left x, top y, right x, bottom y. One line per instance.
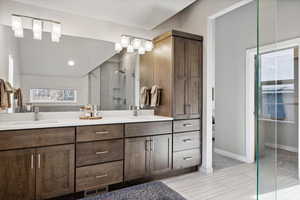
173, 149, 201, 169
76, 140, 123, 167
76, 161, 123, 192
76, 124, 123, 142
0, 128, 75, 151
173, 131, 201, 152
173, 119, 200, 133
125, 121, 172, 137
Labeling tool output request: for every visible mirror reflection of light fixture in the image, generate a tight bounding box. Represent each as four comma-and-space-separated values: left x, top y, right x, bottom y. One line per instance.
115, 43, 122, 52
138, 47, 145, 55
68, 60, 75, 67
32, 20, 42, 40
11, 14, 62, 42
145, 41, 153, 51
116, 35, 153, 54
121, 36, 130, 47
132, 38, 141, 50
11, 15, 23, 38
127, 44, 134, 53
51, 23, 61, 43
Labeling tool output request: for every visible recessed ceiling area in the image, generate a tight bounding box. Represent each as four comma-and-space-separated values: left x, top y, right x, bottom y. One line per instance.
12, 0, 196, 29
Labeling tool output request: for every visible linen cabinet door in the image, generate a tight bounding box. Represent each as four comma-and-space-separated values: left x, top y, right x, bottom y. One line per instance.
36, 144, 75, 200
150, 134, 172, 175
0, 149, 36, 200
173, 36, 189, 119
125, 137, 150, 181
185, 38, 202, 119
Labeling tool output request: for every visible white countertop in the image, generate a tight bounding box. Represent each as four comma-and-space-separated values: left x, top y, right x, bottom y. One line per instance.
0, 115, 173, 131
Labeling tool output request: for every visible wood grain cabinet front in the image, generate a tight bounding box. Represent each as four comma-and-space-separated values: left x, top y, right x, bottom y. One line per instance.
173, 119, 200, 133
76, 139, 124, 167
0, 149, 36, 200
125, 121, 172, 137
0, 127, 75, 151
76, 124, 124, 142
173, 131, 201, 152
0, 144, 75, 200
173, 149, 201, 170
76, 161, 123, 192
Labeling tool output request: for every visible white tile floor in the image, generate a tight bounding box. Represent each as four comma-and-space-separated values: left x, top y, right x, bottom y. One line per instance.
163, 151, 300, 200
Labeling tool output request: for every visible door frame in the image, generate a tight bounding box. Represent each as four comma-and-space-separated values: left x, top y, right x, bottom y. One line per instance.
246, 38, 300, 178
204, 0, 255, 173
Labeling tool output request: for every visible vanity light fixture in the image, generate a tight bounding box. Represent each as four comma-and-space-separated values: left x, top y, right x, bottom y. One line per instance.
115, 43, 122, 52
11, 14, 62, 42
116, 35, 153, 54
32, 19, 42, 40
127, 44, 134, 53
145, 41, 154, 52
51, 23, 62, 43
11, 15, 23, 38
121, 36, 130, 47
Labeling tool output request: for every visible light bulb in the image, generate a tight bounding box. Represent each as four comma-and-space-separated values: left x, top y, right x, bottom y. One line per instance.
138, 47, 145, 55
11, 15, 24, 38
68, 60, 75, 66
145, 41, 153, 51
51, 23, 61, 42
132, 38, 141, 49
121, 36, 130, 47
127, 44, 134, 53
115, 43, 122, 52
33, 20, 42, 40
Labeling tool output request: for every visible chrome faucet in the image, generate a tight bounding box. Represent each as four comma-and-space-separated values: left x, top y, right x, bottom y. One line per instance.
34, 106, 39, 121
130, 105, 139, 117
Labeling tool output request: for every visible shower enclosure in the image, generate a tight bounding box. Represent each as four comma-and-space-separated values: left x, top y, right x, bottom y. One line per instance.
257, 0, 300, 199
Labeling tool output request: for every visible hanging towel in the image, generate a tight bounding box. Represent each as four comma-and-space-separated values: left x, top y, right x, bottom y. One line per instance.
0, 79, 10, 110
140, 86, 149, 108
14, 88, 23, 108
150, 85, 161, 107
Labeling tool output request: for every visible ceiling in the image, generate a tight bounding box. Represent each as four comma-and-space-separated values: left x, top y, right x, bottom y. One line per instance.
12, 0, 196, 29
18, 28, 115, 77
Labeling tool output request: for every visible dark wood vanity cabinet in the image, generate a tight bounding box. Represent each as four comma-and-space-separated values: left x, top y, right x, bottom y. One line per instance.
0, 128, 75, 200
36, 144, 75, 200
124, 134, 172, 181
0, 149, 36, 200
140, 30, 203, 120
124, 122, 172, 181
174, 36, 202, 119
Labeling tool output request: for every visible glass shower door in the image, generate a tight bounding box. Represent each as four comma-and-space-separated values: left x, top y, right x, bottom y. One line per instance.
257, 1, 300, 198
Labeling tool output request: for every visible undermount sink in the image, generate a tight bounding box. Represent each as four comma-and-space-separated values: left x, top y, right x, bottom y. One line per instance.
9, 120, 60, 126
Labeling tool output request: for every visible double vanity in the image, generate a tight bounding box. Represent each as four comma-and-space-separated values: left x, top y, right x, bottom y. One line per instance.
0, 115, 201, 200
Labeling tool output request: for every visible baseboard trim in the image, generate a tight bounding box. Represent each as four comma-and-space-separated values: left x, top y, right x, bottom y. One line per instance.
265, 143, 298, 153
214, 148, 251, 163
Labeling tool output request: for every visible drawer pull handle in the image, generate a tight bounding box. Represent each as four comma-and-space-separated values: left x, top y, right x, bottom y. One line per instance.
96, 151, 109, 155
37, 154, 41, 169
95, 174, 108, 179
183, 156, 193, 161
183, 138, 192, 143
31, 154, 34, 169
95, 131, 109, 135
183, 123, 193, 127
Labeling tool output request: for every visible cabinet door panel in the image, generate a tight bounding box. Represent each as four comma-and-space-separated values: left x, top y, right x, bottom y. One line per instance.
0, 149, 35, 200
174, 36, 188, 119
150, 134, 172, 175
185, 39, 202, 118
124, 137, 150, 181
36, 144, 75, 200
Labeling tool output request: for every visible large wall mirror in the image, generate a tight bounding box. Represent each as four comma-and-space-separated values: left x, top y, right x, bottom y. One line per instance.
0, 17, 140, 112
